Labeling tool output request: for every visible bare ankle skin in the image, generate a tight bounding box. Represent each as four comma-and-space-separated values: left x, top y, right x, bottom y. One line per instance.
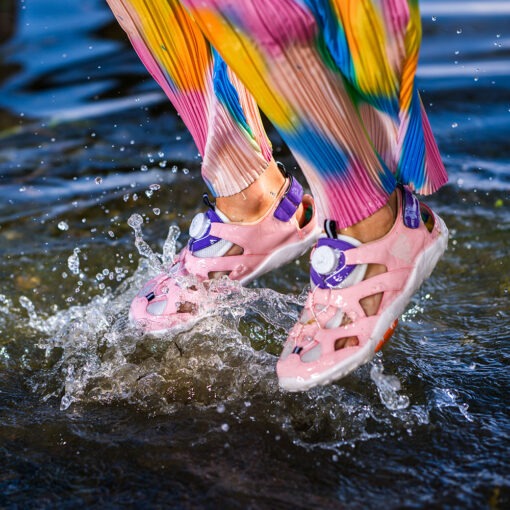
215, 159, 287, 223
339, 190, 397, 242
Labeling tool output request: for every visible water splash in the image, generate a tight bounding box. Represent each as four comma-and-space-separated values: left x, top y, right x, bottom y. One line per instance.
128, 214, 181, 274
19, 295, 39, 327
162, 225, 180, 268
128, 213, 163, 273
8, 217, 435, 447
370, 355, 410, 410
15, 266, 434, 447
433, 387, 474, 422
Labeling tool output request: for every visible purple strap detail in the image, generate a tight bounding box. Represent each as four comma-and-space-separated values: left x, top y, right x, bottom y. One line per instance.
401, 186, 420, 229
189, 209, 223, 253
274, 176, 303, 222
310, 237, 357, 289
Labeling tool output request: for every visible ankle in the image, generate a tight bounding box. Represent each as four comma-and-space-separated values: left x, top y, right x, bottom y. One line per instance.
339, 190, 397, 243
216, 159, 286, 222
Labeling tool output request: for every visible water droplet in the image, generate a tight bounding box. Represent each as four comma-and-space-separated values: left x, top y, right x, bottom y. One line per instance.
128, 214, 143, 229
216, 403, 226, 413
140, 164, 148, 172
67, 248, 81, 275
95, 176, 102, 184
58, 221, 69, 231
182, 168, 189, 175
221, 423, 230, 432
431, 16, 437, 21
153, 208, 161, 216
456, 28, 462, 34
451, 122, 458, 128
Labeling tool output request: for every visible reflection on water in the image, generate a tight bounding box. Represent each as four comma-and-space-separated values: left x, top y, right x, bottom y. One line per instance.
0, 0, 509, 508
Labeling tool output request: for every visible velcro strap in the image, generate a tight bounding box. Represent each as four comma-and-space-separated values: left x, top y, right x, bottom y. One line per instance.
401, 185, 420, 229
273, 176, 303, 222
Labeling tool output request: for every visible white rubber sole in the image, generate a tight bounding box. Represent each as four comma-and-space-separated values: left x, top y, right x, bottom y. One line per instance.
279, 214, 449, 392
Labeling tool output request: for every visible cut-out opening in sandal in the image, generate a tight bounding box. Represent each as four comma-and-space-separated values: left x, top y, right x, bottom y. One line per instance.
301, 196, 315, 228
421, 205, 435, 233
334, 336, 360, 350
206, 243, 243, 280
332, 313, 359, 350
146, 300, 167, 316
301, 343, 322, 363
176, 301, 198, 314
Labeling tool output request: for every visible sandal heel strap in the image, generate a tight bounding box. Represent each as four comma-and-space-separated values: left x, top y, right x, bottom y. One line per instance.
401, 185, 420, 229
274, 175, 303, 222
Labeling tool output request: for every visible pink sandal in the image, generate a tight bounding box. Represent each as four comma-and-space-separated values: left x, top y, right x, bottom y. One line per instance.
277, 186, 448, 391
130, 174, 320, 333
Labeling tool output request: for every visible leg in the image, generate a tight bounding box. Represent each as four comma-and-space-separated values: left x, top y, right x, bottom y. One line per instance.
107, 0, 276, 198
181, 0, 447, 226
106, 0, 320, 332
181, 0, 448, 388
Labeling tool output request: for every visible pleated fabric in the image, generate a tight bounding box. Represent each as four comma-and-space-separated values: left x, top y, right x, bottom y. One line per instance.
106, 0, 273, 196
107, 0, 448, 227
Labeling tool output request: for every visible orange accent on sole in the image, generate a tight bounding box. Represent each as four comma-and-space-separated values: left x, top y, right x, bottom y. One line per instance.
374, 319, 398, 352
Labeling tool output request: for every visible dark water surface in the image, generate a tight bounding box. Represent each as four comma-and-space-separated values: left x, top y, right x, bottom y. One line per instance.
1, 1, 509, 508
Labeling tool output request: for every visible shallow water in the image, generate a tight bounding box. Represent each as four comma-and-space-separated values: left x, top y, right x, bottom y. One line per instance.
1, 0, 509, 508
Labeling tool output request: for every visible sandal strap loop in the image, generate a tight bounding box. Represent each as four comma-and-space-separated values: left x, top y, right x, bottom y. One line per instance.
401, 185, 420, 229
274, 175, 303, 222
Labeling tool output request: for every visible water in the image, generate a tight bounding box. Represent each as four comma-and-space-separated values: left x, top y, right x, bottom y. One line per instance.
1, 0, 509, 507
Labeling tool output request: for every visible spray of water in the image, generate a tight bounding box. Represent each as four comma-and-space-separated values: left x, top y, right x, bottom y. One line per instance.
127, 213, 164, 273
370, 355, 410, 410
2, 216, 436, 449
